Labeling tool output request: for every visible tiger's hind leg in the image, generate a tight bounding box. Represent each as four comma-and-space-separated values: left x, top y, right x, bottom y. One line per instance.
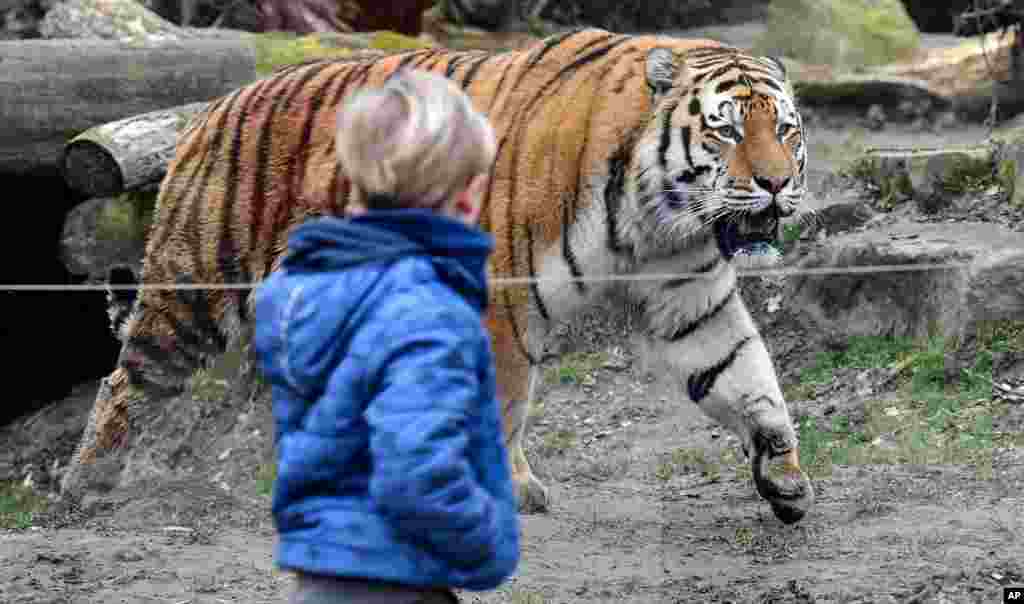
488, 307, 551, 514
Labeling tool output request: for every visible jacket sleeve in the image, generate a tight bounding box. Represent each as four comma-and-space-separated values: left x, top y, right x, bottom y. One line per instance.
362, 308, 503, 569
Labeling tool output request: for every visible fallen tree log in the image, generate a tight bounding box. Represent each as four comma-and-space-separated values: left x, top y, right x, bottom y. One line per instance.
62, 102, 211, 198
0, 37, 257, 176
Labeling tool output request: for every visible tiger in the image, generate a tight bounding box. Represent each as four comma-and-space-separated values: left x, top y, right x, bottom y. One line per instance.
60, 27, 814, 524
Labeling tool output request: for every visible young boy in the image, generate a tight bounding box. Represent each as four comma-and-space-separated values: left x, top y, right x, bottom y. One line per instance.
253, 69, 520, 603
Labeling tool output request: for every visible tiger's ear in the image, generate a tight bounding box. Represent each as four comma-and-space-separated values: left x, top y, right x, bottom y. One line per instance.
645, 47, 677, 104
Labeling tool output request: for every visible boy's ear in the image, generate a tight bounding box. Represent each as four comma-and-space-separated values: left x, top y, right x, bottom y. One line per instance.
454, 173, 488, 224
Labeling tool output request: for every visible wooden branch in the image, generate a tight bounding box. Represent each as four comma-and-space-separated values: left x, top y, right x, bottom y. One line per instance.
62, 102, 211, 198
0, 37, 257, 176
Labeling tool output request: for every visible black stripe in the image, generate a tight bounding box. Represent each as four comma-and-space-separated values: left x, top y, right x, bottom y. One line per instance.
664, 285, 736, 341
569, 45, 636, 228
397, 49, 431, 71
658, 106, 673, 169
286, 62, 337, 211
182, 87, 249, 289
715, 79, 741, 94
502, 289, 537, 365
410, 50, 441, 71
561, 201, 586, 294
754, 77, 783, 92
148, 88, 243, 254
689, 57, 733, 70
662, 257, 719, 289
705, 63, 738, 85
687, 336, 754, 403
420, 53, 450, 73
219, 76, 264, 309
492, 36, 632, 363
253, 64, 332, 277
525, 224, 550, 322
174, 276, 228, 352
604, 134, 633, 255
680, 125, 694, 168
505, 37, 631, 291
527, 28, 586, 69
322, 64, 365, 221
444, 53, 466, 78
162, 255, 227, 352
459, 53, 492, 89
486, 54, 520, 114
248, 69, 308, 269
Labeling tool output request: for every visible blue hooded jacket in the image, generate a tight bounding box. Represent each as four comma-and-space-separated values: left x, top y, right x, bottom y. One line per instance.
252, 209, 520, 591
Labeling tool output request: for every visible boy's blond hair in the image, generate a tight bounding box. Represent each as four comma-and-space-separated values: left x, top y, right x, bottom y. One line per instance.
335, 69, 497, 211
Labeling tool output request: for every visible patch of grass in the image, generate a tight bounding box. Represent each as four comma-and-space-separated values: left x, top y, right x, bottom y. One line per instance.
799, 334, 919, 386
839, 154, 879, 185
537, 429, 575, 458
0, 482, 48, 530
186, 367, 230, 403
508, 589, 547, 604
937, 154, 997, 196
544, 351, 608, 386
652, 446, 739, 482
793, 333, 1011, 479
256, 462, 277, 497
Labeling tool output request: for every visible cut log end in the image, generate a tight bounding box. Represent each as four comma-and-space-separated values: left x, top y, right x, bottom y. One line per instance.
63, 141, 123, 198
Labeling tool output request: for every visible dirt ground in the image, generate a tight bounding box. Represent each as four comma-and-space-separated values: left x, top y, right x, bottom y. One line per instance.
2, 29, 1024, 604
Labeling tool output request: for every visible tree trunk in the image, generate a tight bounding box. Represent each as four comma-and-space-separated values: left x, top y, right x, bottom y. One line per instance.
62, 101, 211, 197
0, 37, 257, 175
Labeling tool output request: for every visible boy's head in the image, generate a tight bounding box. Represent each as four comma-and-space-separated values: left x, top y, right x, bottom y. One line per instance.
335, 69, 497, 225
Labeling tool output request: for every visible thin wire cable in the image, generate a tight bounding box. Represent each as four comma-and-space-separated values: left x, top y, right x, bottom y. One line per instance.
0, 260, 987, 292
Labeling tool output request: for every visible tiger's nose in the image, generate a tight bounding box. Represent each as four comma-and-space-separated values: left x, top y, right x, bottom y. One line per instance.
754, 175, 790, 194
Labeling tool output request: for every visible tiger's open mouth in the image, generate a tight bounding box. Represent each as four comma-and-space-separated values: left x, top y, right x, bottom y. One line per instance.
714, 205, 781, 259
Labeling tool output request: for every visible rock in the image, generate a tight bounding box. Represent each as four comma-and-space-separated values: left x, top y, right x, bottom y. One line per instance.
788, 221, 1024, 376
536, 0, 770, 32
59, 191, 155, 282
792, 74, 948, 114
814, 201, 878, 236
855, 144, 996, 205
990, 125, 1024, 207
753, 0, 921, 71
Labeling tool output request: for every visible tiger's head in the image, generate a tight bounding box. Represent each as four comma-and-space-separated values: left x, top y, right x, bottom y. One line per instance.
625, 44, 807, 264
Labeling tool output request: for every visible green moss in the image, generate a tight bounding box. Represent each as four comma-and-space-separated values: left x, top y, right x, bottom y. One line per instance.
249, 32, 357, 76
754, 0, 920, 70
249, 31, 431, 77
96, 189, 157, 243
937, 154, 995, 195
0, 482, 47, 530
367, 30, 432, 52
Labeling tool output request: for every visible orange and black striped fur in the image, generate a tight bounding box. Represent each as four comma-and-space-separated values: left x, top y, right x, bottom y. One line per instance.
62, 28, 814, 521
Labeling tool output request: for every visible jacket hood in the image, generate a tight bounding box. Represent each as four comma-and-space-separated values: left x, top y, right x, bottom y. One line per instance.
282, 209, 495, 310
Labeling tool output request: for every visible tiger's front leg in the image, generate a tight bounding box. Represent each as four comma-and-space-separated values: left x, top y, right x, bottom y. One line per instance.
487, 309, 550, 514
